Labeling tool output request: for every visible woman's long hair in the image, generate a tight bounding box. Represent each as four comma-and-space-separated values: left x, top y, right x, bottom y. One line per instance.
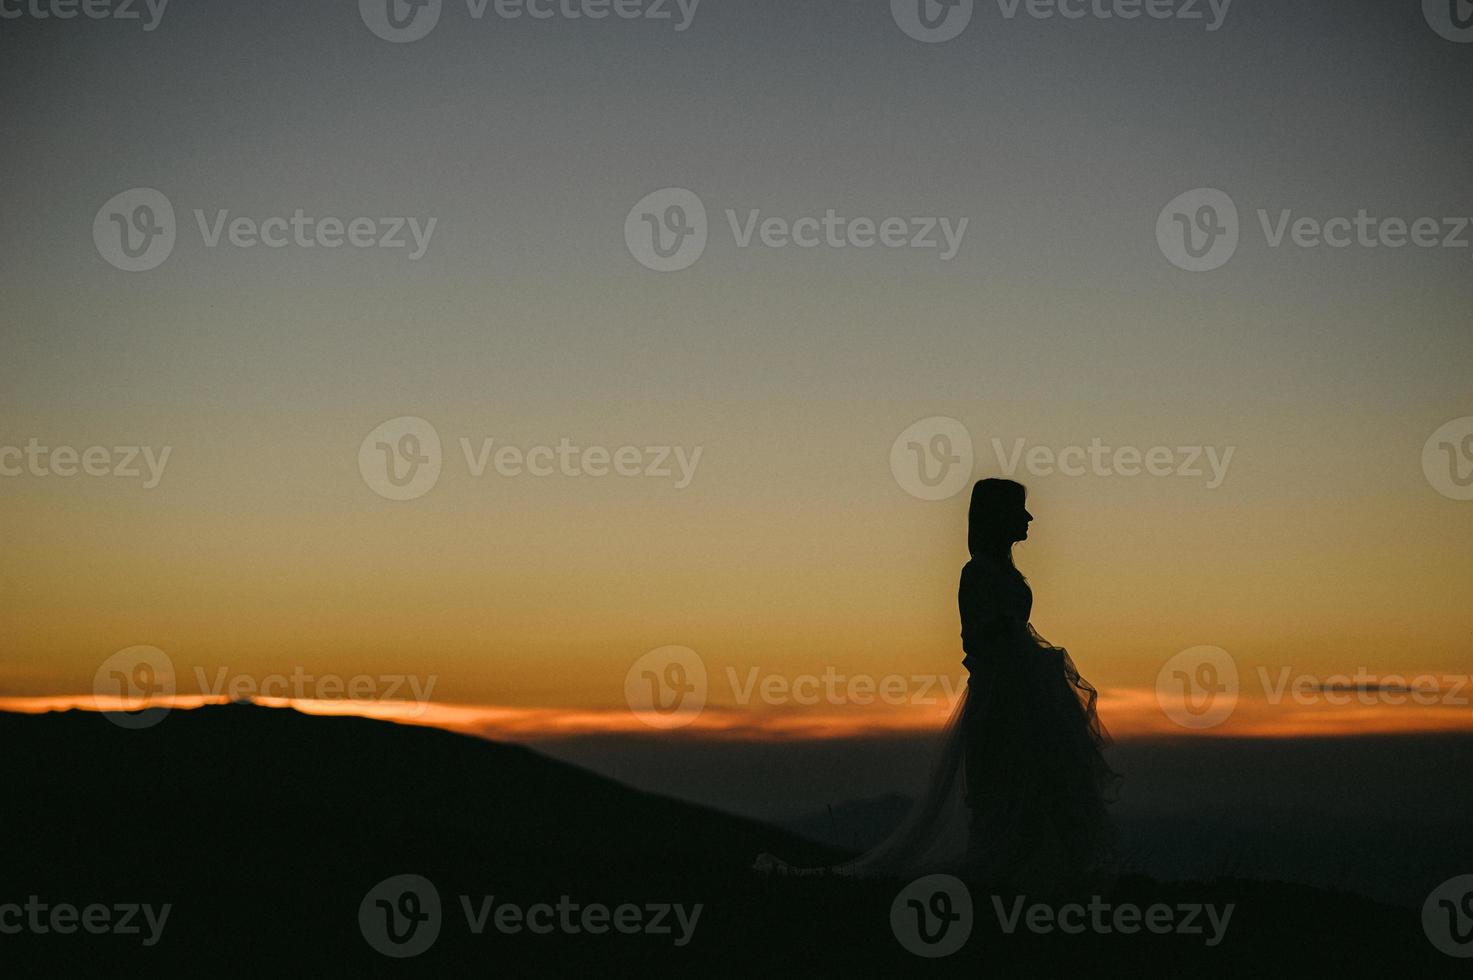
967, 478, 1027, 563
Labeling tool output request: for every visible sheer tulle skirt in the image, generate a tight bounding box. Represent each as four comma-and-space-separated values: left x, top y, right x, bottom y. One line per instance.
758, 626, 1119, 886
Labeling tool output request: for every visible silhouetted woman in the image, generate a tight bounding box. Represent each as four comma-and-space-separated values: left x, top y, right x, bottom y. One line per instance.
958, 478, 1118, 891
757, 479, 1117, 889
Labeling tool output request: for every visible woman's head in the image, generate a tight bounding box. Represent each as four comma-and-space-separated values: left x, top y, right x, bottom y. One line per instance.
967, 478, 1032, 558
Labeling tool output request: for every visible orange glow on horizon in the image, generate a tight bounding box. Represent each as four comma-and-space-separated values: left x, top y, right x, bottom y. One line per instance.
3, 687, 1471, 743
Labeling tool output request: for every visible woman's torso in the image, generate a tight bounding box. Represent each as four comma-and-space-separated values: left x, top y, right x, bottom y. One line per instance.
958, 555, 1033, 671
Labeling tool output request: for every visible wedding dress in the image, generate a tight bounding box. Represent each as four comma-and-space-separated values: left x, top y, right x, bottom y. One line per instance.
757, 555, 1118, 887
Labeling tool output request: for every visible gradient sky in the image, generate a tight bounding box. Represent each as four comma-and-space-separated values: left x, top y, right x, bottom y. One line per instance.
1, 0, 1470, 737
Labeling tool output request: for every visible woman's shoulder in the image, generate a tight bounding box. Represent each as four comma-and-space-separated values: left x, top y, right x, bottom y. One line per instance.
961, 555, 1010, 583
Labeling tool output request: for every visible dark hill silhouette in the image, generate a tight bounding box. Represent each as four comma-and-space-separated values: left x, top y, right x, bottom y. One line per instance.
0, 705, 1461, 977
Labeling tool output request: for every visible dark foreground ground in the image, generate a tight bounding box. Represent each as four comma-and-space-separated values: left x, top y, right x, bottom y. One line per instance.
0, 705, 1464, 977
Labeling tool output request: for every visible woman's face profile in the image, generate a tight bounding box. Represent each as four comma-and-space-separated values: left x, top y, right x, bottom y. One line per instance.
1006, 504, 1033, 543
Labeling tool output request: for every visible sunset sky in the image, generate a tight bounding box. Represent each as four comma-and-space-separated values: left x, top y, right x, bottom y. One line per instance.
1, 0, 1470, 743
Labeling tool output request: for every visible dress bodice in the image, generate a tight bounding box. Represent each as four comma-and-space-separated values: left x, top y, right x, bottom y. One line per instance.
958, 556, 1032, 666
